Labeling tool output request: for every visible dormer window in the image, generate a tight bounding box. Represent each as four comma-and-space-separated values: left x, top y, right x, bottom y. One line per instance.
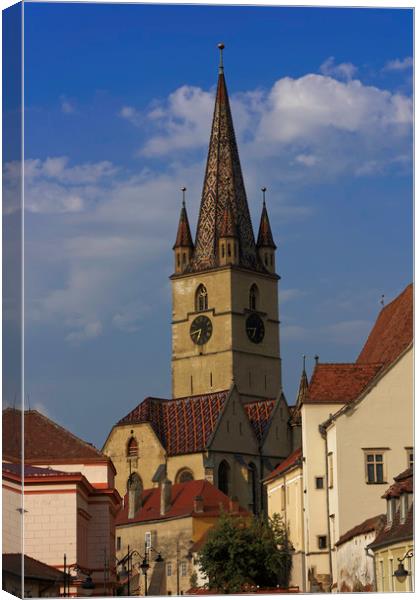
400, 493, 409, 523
386, 498, 396, 526
196, 285, 208, 312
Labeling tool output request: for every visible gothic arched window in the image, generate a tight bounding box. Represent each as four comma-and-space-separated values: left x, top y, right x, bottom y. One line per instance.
127, 437, 138, 458
127, 472, 143, 494
196, 284, 208, 312
249, 284, 259, 311
249, 462, 259, 514
175, 468, 194, 484
218, 460, 230, 496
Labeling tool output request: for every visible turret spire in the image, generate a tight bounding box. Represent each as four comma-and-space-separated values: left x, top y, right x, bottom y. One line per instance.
257, 188, 276, 249
174, 187, 193, 249
189, 44, 259, 272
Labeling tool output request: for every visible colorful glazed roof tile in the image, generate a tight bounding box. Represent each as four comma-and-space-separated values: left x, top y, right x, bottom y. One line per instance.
117, 391, 229, 456
357, 283, 413, 367
220, 201, 238, 238
304, 363, 383, 404
264, 447, 302, 482
336, 514, 386, 547
2, 408, 106, 463
257, 202, 276, 249
173, 201, 194, 249
188, 55, 263, 272
243, 399, 276, 443
116, 479, 248, 525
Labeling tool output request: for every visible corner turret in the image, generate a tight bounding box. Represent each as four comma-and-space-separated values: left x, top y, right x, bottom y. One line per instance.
173, 187, 194, 273
256, 187, 277, 273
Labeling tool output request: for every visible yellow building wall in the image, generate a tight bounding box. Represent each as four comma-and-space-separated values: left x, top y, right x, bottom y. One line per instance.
375, 541, 414, 592
171, 266, 281, 399
330, 348, 413, 539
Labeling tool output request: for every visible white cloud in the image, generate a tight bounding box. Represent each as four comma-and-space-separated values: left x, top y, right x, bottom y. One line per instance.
66, 320, 103, 343
280, 288, 306, 303
119, 105, 143, 126
383, 57, 413, 72
320, 56, 358, 81
60, 95, 76, 114
294, 153, 319, 167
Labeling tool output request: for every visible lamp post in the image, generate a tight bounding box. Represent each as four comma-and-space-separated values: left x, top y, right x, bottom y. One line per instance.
117, 543, 163, 596
394, 550, 414, 585
62, 554, 96, 597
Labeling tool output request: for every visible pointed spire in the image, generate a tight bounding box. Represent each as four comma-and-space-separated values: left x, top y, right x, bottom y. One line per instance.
190, 44, 258, 271
257, 187, 276, 249
296, 355, 309, 407
173, 187, 194, 249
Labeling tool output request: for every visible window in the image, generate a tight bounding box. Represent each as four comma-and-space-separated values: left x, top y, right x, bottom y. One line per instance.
177, 254, 180, 268
210, 372, 213, 387
328, 453, 334, 488
317, 536, 327, 550
386, 498, 396, 525
145, 532, 152, 549
389, 558, 394, 591
249, 284, 259, 311
280, 485, 285, 511
227, 243, 231, 257
116, 537, 121, 551
379, 561, 385, 592
182, 252, 186, 265
195, 285, 208, 312
365, 452, 385, 483
180, 562, 187, 577
127, 437, 138, 458
175, 468, 194, 484
315, 477, 324, 489
221, 244, 225, 258
218, 460, 230, 496
400, 493, 409, 524
167, 563, 172, 577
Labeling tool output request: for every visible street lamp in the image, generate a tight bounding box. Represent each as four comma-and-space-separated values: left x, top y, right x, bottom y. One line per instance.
63, 554, 96, 597
117, 543, 164, 596
393, 550, 414, 584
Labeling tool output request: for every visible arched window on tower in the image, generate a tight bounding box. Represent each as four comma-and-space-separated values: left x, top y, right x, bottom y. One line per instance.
249, 284, 259, 311
127, 437, 138, 458
196, 284, 208, 312
218, 460, 230, 496
249, 462, 259, 514
127, 471, 143, 494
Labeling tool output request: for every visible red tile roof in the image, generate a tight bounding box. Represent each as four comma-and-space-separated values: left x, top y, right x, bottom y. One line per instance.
117, 392, 276, 454
117, 391, 229, 456
116, 479, 248, 525
304, 363, 383, 404
3, 408, 106, 463
382, 467, 413, 499
243, 399, 276, 443
2, 461, 78, 479
3, 554, 65, 582
336, 514, 386, 547
264, 448, 302, 482
357, 283, 413, 367
173, 202, 194, 249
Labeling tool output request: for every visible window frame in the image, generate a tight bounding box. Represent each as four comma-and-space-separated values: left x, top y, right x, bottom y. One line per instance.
315, 476, 324, 490
195, 284, 208, 312
145, 531, 152, 549
317, 535, 327, 550
364, 449, 387, 484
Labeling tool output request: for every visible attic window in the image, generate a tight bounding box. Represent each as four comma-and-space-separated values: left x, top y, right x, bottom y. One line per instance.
127, 437, 138, 458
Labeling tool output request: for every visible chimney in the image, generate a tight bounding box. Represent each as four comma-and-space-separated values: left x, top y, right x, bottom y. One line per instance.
229, 496, 239, 513
160, 477, 172, 516
193, 495, 204, 513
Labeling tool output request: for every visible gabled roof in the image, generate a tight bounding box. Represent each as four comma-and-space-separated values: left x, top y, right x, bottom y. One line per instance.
3, 554, 65, 583
116, 479, 248, 525
336, 514, 386, 547
117, 391, 229, 456
304, 363, 383, 405
2, 408, 106, 463
188, 56, 261, 272
382, 467, 413, 499
243, 399, 276, 443
263, 447, 302, 482
357, 283, 413, 367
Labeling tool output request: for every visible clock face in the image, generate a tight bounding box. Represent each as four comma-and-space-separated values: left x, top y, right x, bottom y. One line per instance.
246, 313, 265, 344
190, 315, 213, 345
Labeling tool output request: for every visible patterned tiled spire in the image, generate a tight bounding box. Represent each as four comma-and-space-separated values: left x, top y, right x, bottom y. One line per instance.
220, 200, 237, 238
189, 45, 258, 271
257, 190, 276, 249
173, 192, 194, 249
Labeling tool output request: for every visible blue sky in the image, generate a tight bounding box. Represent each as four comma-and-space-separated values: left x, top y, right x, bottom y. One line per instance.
4, 2, 412, 448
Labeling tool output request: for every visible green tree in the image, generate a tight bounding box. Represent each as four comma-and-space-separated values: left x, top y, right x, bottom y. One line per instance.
198, 512, 292, 593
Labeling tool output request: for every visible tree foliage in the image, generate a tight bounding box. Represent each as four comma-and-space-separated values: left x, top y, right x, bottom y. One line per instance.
198, 512, 292, 593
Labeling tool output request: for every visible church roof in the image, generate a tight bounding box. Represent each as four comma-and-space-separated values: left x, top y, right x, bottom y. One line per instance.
263, 447, 302, 482
220, 201, 238, 238
243, 399, 276, 443
117, 391, 229, 456
188, 50, 261, 272
173, 201, 194, 249
2, 408, 106, 463
116, 478, 248, 525
257, 202, 276, 249
357, 283, 413, 367
115, 391, 277, 455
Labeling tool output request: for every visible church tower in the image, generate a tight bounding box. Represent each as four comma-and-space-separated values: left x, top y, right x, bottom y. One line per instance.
171, 44, 281, 401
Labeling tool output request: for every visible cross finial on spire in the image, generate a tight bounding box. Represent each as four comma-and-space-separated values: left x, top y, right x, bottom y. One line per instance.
261, 186, 267, 206
380, 294, 385, 307
218, 43, 225, 74
302, 354, 306, 373
181, 186, 187, 207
